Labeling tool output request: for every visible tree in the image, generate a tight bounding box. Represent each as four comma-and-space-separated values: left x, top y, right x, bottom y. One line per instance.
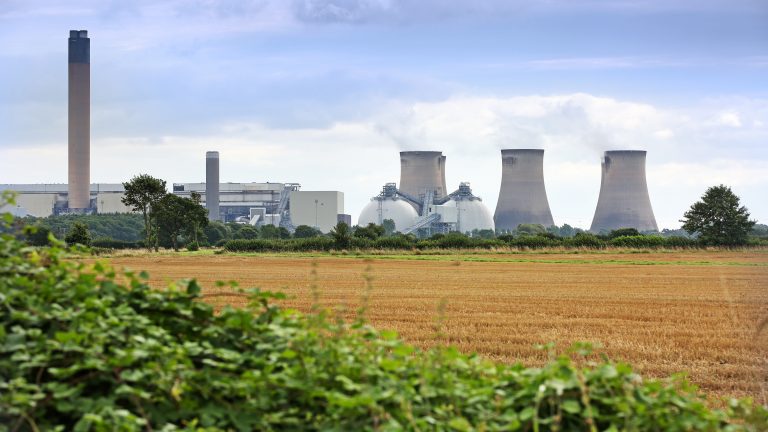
515, 223, 546, 236
294, 225, 322, 238
681, 185, 756, 246
260, 224, 282, 239
203, 221, 231, 245
122, 174, 167, 250
25, 225, 53, 246
330, 222, 352, 249
234, 225, 259, 240
609, 228, 640, 239
382, 219, 396, 236
65, 222, 91, 247
153, 194, 208, 251
353, 223, 384, 240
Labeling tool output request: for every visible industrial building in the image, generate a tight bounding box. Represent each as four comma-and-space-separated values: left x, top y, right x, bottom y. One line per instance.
358, 151, 495, 236
494, 149, 555, 232
172, 182, 297, 224
0, 184, 132, 217
590, 150, 658, 232
289, 191, 346, 233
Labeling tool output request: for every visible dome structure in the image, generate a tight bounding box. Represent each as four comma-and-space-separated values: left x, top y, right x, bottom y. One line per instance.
358, 197, 419, 232
445, 183, 494, 234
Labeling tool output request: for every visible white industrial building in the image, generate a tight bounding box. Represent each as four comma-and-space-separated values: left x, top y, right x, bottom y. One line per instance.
289, 191, 346, 233
172, 182, 297, 224
0, 184, 132, 217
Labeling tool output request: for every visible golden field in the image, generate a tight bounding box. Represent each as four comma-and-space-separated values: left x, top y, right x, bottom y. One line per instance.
106, 250, 768, 404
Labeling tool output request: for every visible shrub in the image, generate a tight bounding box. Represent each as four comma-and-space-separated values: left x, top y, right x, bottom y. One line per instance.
64, 221, 92, 247
1, 221, 766, 430
373, 235, 415, 250
186, 241, 200, 251
512, 235, 558, 249
566, 233, 606, 249
664, 236, 699, 248
609, 235, 666, 249
91, 238, 141, 249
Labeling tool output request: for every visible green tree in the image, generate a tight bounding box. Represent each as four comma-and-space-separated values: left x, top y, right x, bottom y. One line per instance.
515, 223, 546, 236
64, 222, 91, 247
234, 225, 259, 240
353, 223, 385, 240
382, 219, 396, 236
681, 185, 756, 246
260, 224, 281, 239
330, 222, 352, 248
25, 225, 53, 246
122, 174, 167, 250
203, 221, 231, 245
294, 225, 322, 238
153, 194, 208, 251
609, 228, 640, 239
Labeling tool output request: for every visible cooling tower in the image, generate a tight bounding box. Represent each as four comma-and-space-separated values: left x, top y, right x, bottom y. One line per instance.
399, 151, 447, 202
68, 30, 90, 210
590, 150, 658, 232
206, 151, 220, 221
494, 149, 554, 231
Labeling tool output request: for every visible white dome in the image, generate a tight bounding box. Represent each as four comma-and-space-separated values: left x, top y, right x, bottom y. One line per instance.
447, 198, 495, 234
358, 198, 419, 232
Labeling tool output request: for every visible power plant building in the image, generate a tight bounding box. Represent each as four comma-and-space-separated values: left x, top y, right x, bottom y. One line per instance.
399, 151, 447, 203
289, 191, 346, 233
67, 30, 91, 211
0, 184, 132, 217
172, 182, 297, 224
494, 149, 555, 231
590, 150, 658, 232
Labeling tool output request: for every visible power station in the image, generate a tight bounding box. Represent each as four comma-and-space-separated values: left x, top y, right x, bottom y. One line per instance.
590, 150, 658, 232
494, 149, 554, 232
359, 151, 495, 236
67, 30, 91, 212
205, 151, 220, 221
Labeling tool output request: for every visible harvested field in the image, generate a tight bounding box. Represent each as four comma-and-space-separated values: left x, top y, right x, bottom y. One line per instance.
106, 250, 768, 404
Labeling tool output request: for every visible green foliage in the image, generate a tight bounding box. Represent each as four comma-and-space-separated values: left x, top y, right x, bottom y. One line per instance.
566, 233, 607, 249
293, 225, 323, 239
232, 225, 259, 240
21, 213, 145, 242
382, 218, 396, 236
153, 194, 209, 251
23, 225, 53, 247
1, 208, 766, 430
122, 174, 167, 250
64, 222, 92, 247
609, 235, 666, 248
91, 238, 142, 249
515, 223, 547, 235
330, 222, 352, 249
681, 185, 756, 246
202, 221, 231, 245
353, 223, 385, 240
609, 228, 641, 239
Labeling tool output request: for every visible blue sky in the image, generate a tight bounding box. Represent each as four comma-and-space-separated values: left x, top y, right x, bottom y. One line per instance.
1, 0, 766, 228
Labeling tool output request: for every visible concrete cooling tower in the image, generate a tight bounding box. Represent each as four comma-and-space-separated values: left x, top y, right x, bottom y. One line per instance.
399, 151, 447, 201
494, 149, 554, 231
206, 151, 220, 221
590, 150, 658, 232
68, 30, 90, 210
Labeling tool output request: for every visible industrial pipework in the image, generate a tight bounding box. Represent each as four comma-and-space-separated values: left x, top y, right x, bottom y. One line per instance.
590, 150, 658, 232
494, 149, 554, 231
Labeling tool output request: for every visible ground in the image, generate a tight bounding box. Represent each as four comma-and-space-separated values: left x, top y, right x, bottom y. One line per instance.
104, 249, 768, 404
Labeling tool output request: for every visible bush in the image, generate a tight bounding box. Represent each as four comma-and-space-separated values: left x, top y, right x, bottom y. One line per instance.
512, 235, 558, 249
64, 221, 92, 247
609, 235, 666, 248
664, 236, 699, 248
1, 219, 766, 430
186, 241, 199, 251
91, 238, 141, 249
373, 235, 415, 250
566, 233, 606, 249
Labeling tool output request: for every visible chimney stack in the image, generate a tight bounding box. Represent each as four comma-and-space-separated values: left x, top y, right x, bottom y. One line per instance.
206, 151, 220, 221
68, 30, 90, 210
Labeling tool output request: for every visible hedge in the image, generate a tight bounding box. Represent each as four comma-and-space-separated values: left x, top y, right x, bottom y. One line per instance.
1, 221, 767, 430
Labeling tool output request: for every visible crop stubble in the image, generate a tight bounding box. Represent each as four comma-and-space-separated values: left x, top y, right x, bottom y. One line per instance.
108, 251, 768, 404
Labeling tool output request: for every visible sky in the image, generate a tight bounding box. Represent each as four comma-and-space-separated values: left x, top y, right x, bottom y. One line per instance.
0, 0, 766, 229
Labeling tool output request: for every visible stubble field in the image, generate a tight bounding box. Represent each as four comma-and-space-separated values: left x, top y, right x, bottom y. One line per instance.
106, 250, 768, 404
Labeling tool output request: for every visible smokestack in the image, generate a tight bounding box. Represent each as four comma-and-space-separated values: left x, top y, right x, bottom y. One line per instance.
494, 149, 554, 231
590, 150, 658, 232
68, 30, 90, 210
399, 151, 447, 201
206, 151, 220, 221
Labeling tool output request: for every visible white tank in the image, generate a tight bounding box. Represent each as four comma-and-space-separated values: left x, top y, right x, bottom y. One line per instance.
447, 198, 495, 234
358, 198, 419, 232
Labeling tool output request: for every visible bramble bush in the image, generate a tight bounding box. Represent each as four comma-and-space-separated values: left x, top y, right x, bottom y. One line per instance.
1, 198, 767, 430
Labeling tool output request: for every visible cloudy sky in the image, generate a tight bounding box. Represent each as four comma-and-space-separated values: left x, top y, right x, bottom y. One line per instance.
1, 0, 766, 228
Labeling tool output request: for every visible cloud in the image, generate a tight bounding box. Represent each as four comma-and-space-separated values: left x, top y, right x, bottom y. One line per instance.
717, 111, 742, 128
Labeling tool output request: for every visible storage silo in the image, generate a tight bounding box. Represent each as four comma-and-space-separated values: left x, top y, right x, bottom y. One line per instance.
446, 183, 495, 234
358, 183, 419, 232
590, 150, 658, 232
206, 151, 220, 221
399, 151, 447, 202
494, 149, 554, 232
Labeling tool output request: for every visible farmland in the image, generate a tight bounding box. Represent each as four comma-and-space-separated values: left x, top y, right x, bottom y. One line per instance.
106, 250, 768, 404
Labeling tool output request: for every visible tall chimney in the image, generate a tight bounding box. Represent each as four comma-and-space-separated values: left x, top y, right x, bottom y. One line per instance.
494, 149, 554, 231
590, 150, 658, 232
68, 30, 90, 210
399, 151, 447, 201
206, 151, 220, 221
